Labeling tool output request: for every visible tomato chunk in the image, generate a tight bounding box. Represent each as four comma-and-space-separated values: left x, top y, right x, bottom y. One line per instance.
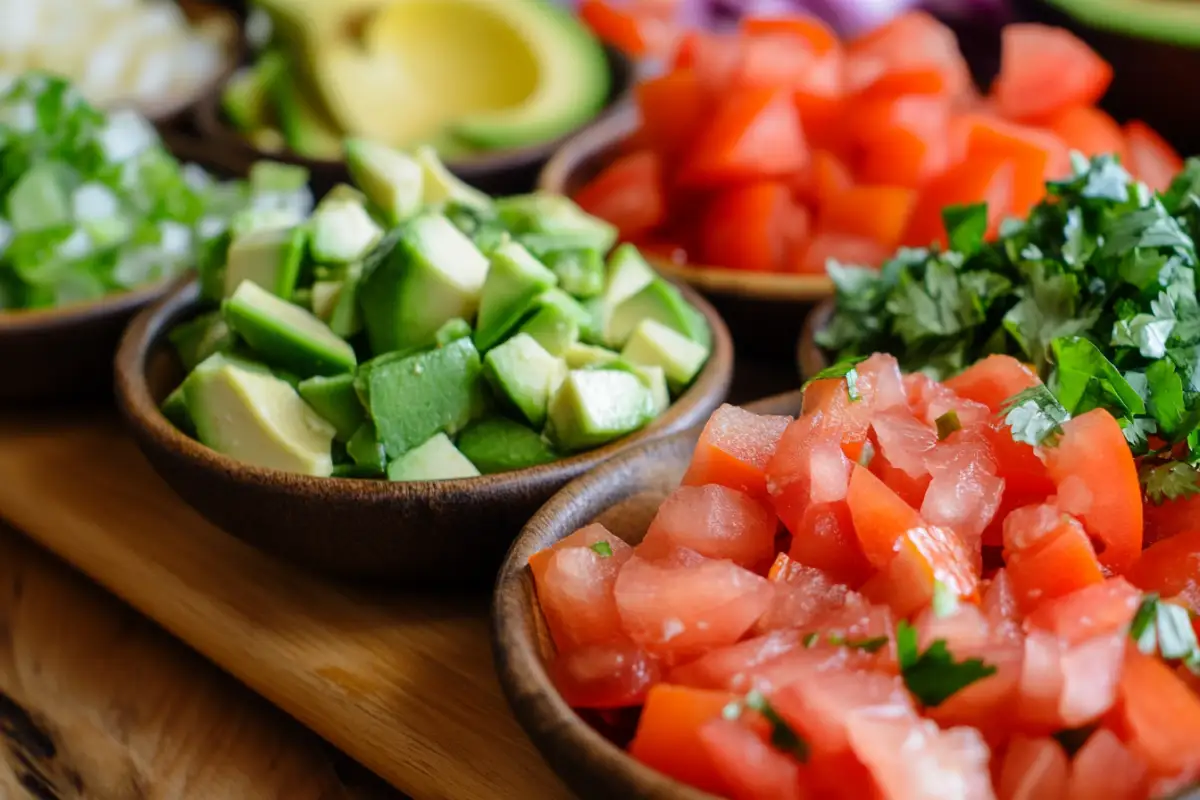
635, 69, 709, 160
992, 24, 1112, 121
679, 87, 808, 187
1116, 648, 1200, 777
944, 355, 1041, 413
701, 181, 796, 272
529, 523, 633, 650
639, 484, 778, 568
683, 404, 793, 503
999, 737, 1069, 800
1125, 119, 1184, 194
1126, 528, 1200, 609
698, 719, 806, 800
574, 150, 665, 240
551, 642, 661, 709
629, 684, 738, 794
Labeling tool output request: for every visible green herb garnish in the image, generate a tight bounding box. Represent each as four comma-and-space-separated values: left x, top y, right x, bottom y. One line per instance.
722, 690, 809, 762
896, 620, 997, 707
1131, 593, 1200, 672
935, 410, 961, 441
1001, 386, 1070, 447
589, 541, 613, 558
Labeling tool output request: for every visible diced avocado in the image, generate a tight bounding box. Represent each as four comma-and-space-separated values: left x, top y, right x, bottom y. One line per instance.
596, 243, 655, 330
632, 364, 670, 415
541, 248, 604, 300
436, 317, 472, 346
221, 52, 285, 131
621, 318, 709, 393
443, 201, 508, 255
363, 336, 484, 458
457, 417, 559, 473
223, 279, 357, 378
222, 223, 307, 300
249, 161, 312, 195
197, 229, 232, 303
230, 207, 305, 237
564, 342, 620, 369
546, 369, 653, 452
184, 354, 336, 476
386, 433, 480, 481
168, 311, 237, 372
311, 280, 342, 321
333, 463, 382, 478
160, 385, 195, 437
482, 333, 566, 429
324, 183, 368, 206
494, 193, 617, 254
474, 240, 558, 351
605, 277, 710, 349
528, 287, 596, 340
309, 197, 382, 265
344, 139, 423, 225
297, 372, 365, 441
414, 145, 491, 211
358, 214, 489, 355
328, 262, 363, 338
345, 421, 387, 476
272, 77, 342, 160
517, 302, 579, 356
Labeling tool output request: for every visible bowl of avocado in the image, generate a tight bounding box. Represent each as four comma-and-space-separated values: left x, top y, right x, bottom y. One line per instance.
114, 145, 733, 584
194, 0, 633, 197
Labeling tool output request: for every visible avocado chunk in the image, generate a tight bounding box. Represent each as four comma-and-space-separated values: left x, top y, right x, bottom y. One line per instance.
344, 139, 423, 225
222, 224, 307, 300
528, 287, 597, 343
363, 336, 484, 458
359, 213, 489, 355
541, 247, 605, 300
457, 417, 559, 473
309, 196, 382, 265
386, 433, 480, 481
474, 240, 558, 351
436, 317, 473, 346
621, 318, 709, 393
1044, 0, 1200, 47
328, 263, 363, 338
564, 342, 620, 369
517, 302, 580, 356
482, 333, 566, 429
224, 279, 357, 378
272, 77, 343, 160
596, 243, 655, 333
184, 354, 336, 476
311, 280, 341, 321
606, 277, 710, 349
345, 421, 387, 476
414, 145, 491, 211
632, 364, 670, 415
495, 193, 617, 254
546, 369, 653, 452
168, 311, 237, 372
444, 201, 508, 255
161, 385, 195, 437
297, 373, 365, 441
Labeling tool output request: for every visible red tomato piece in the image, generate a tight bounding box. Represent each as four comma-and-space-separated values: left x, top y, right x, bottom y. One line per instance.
846, 12, 972, 102
635, 69, 709, 161
902, 156, 1014, 248
944, 355, 1041, 412
674, 30, 744, 95
786, 501, 873, 587
851, 96, 953, 189
846, 465, 926, 569
629, 684, 739, 794
793, 232, 891, 274
1125, 120, 1184, 194
768, 412, 853, 527
806, 149, 854, 208
1045, 105, 1129, 165
871, 407, 937, 485
678, 88, 809, 187
700, 181, 795, 272
992, 24, 1113, 122
574, 149, 665, 240
818, 184, 917, 251
741, 15, 838, 55
755, 554, 853, 633
902, 372, 991, 430
550, 641, 661, 708
862, 522, 981, 617
870, 448, 933, 511
1026, 578, 1141, 645
579, 0, 659, 57
1143, 495, 1200, 549
1126, 528, 1200, 610
1065, 727, 1146, 800
1116, 648, 1200, 778
698, 719, 807, 800
964, 115, 1070, 217
845, 714, 995, 800
1042, 409, 1143, 574
999, 737, 1069, 800
920, 439, 1004, 557
1003, 504, 1105, 614
529, 523, 634, 650
980, 420, 1057, 546
668, 629, 853, 695
639, 484, 778, 568
682, 404, 793, 503
800, 354, 908, 454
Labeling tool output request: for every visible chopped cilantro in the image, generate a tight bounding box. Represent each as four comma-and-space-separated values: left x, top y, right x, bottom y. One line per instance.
845, 368, 861, 401
1141, 462, 1200, 505
1001, 386, 1070, 447
839, 635, 889, 653
935, 410, 961, 441
1130, 593, 1200, 673
589, 541, 613, 558
896, 620, 997, 707
722, 690, 809, 762
857, 440, 876, 468
801, 632, 819, 648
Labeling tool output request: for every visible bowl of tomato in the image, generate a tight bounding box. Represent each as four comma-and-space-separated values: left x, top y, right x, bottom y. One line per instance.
494, 350, 1200, 800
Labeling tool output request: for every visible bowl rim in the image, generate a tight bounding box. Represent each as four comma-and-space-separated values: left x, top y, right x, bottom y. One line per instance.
0, 279, 175, 333
191, 44, 636, 179
537, 105, 834, 303
114, 275, 734, 498
490, 390, 804, 800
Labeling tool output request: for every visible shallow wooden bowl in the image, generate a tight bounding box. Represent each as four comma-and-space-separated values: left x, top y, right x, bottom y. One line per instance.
192, 46, 635, 197
491, 390, 802, 799
113, 278, 733, 585
797, 299, 835, 380
539, 107, 832, 362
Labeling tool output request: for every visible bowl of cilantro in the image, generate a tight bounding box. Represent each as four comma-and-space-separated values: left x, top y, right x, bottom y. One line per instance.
800, 151, 1200, 537
0, 73, 312, 404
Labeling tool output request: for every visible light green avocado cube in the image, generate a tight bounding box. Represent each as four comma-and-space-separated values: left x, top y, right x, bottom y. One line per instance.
474, 239, 558, 351
386, 433, 480, 482
621, 318, 709, 393
309, 196, 381, 264
297, 372, 364, 442
494, 193, 617, 254
605, 277, 710, 349
168, 310, 237, 372
344, 138, 423, 225
414, 145, 491, 211
631, 364, 670, 415
541, 247, 605, 300
546, 369, 653, 452
223, 279, 356, 378
564, 342, 620, 369
222, 223, 307, 300
311, 280, 342, 321
517, 302, 580, 357
482, 333, 566, 429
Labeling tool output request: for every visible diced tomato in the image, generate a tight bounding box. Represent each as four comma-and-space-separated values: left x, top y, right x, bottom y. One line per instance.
701, 181, 795, 272
1045, 105, 1129, 165
1124, 120, 1184, 194
792, 232, 891, 274
682, 403, 792, 503
1126, 528, 1200, 609
785, 501, 873, 587
1143, 495, 1200, 549
678, 88, 809, 187
1026, 578, 1141, 644
755, 554, 852, 633
845, 714, 995, 800
818, 184, 916, 251
1115, 648, 1200, 778
574, 150, 665, 240
674, 30, 744, 95
550, 642, 661, 708
614, 550, 774, 659
579, 0, 667, 58
982, 568, 1022, 630
639, 484, 778, 568
846, 12, 972, 102
698, 718, 807, 800
1016, 629, 1068, 731
871, 406, 935, 475
768, 413, 853, 541
806, 149, 854, 208
902, 156, 1014, 248
850, 96, 953, 189
1003, 504, 1104, 614
964, 115, 1070, 217
635, 69, 710, 161
1065, 727, 1146, 800
846, 465, 925, 568
999, 737, 1069, 800
741, 15, 838, 55
1042, 409, 1143, 574
862, 522, 980, 617
903, 373, 992, 430
629, 684, 738, 794
920, 438, 1004, 554
944, 355, 1041, 413
670, 632, 855, 696
529, 523, 633, 650
992, 24, 1112, 122
870, 449, 932, 511
980, 421, 1057, 546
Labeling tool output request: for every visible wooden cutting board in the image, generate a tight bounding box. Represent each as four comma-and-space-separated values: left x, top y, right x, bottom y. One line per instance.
0, 410, 570, 800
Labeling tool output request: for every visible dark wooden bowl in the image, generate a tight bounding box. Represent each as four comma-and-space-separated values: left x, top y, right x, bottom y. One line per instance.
113, 278, 733, 585
192, 46, 635, 197
539, 107, 831, 363
491, 390, 802, 800
797, 300, 834, 381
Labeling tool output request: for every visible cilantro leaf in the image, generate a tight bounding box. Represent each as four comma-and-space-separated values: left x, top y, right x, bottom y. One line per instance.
1141, 462, 1200, 505
1001, 386, 1071, 447
1146, 359, 1187, 440
589, 541, 613, 558
1130, 593, 1200, 667
723, 690, 809, 762
942, 203, 988, 256
1051, 337, 1145, 417
805, 356, 867, 385
826, 634, 890, 653
896, 621, 997, 707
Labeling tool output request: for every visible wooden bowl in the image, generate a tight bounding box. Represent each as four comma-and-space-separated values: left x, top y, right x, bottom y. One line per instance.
113, 278, 733, 585
797, 299, 834, 381
539, 107, 831, 362
491, 390, 802, 800
192, 46, 635, 197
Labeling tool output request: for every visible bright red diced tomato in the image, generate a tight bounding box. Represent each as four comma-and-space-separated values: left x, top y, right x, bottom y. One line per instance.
573, 149, 666, 240
529, 523, 633, 650
943, 355, 1041, 413
991, 23, 1112, 122
1126, 528, 1200, 611
999, 736, 1069, 800
846, 714, 995, 800
754, 553, 853, 633
785, 500, 873, 588
682, 404, 793, 503
698, 718, 808, 800
629, 684, 739, 794
550, 642, 661, 709
1065, 727, 1146, 800
1002, 503, 1104, 614
920, 438, 1004, 556
1116, 648, 1200, 779
639, 484, 778, 568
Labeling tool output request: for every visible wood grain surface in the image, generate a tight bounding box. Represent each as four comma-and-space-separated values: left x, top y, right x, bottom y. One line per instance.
0, 411, 570, 800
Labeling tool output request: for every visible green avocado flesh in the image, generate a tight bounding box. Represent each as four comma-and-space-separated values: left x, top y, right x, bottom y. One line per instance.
163, 150, 712, 480
1046, 0, 1200, 47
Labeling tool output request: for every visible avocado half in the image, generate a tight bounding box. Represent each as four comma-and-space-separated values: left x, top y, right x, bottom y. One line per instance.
264, 0, 611, 153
